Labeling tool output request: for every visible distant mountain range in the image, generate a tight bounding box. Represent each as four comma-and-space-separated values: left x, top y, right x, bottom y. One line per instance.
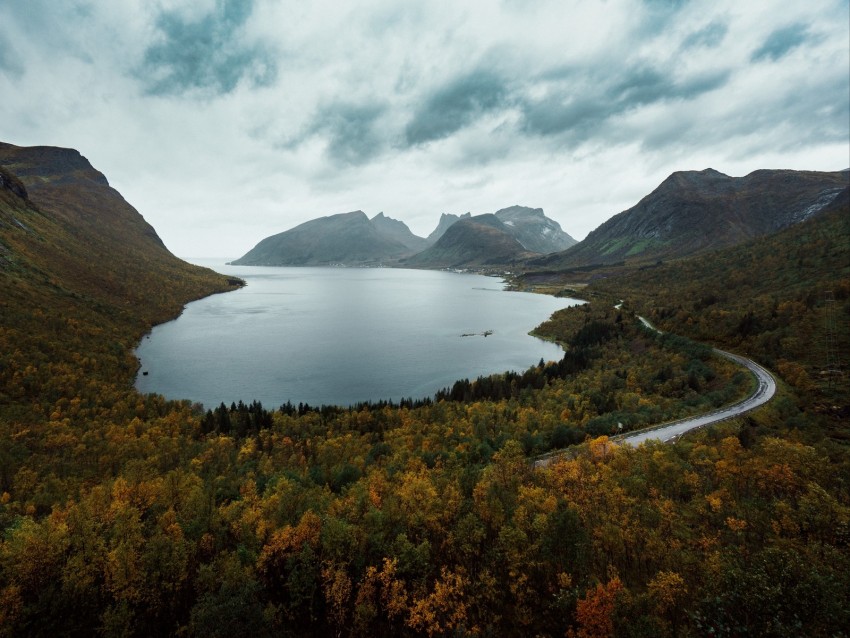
233, 205, 576, 267
9, 142, 843, 280
231, 211, 416, 266
403, 214, 536, 269
530, 168, 848, 270
234, 167, 847, 270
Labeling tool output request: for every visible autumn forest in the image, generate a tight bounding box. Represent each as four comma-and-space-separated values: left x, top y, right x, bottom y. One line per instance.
1, 147, 849, 637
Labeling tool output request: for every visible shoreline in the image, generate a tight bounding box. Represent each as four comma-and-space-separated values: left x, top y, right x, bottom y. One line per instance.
131, 258, 568, 407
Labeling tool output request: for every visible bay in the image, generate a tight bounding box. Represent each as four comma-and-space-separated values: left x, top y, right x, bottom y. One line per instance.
135, 262, 579, 408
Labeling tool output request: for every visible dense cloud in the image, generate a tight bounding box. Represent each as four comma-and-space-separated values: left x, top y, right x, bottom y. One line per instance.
751, 23, 815, 62
0, 0, 846, 257
681, 21, 729, 49
405, 71, 510, 145
519, 65, 731, 144
138, 1, 277, 96
311, 102, 387, 165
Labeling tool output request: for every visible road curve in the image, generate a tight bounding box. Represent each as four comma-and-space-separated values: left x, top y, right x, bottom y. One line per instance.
620, 316, 776, 446
534, 316, 777, 466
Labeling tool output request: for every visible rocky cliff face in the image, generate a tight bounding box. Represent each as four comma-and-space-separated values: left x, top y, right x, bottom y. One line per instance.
493, 205, 577, 254
370, 212, 428, 253
0, 165, 28, 200
426, 212, 472, 244
531, 168, 849, 269
0, 143, 110, 188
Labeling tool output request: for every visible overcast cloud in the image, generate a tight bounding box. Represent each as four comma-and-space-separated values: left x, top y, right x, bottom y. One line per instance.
0, 0, 847, 257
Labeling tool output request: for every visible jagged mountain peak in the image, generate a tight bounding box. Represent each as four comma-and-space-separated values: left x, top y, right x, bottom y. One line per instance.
369, 212, 428, 253
493, 205, 577, 253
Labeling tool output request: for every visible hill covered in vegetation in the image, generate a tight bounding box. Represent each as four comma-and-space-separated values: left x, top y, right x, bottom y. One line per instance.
1, 143, 848, 636
231, 210, 417, 266
591, 189, 850, 417
0, 143, 241, 422
531, 168, 848, 269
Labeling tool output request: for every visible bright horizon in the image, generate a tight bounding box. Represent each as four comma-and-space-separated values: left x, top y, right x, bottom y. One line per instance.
1, 0, 848, 259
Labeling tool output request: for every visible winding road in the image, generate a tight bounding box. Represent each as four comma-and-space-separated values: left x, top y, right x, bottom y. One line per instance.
619, 348, 776, 445
618, 317, 777, 446
534, 315, 777, 466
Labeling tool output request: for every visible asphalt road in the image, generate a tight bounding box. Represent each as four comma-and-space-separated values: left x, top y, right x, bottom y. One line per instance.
534, 315, 777, 466
619, 346, 776, 446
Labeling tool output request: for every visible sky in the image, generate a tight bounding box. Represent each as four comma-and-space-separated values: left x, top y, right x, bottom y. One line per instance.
0, 0, 848, 259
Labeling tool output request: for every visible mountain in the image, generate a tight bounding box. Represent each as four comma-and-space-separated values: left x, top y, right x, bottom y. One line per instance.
0, 141, 238, 412
231, 210, 418, 266
493, 205, 577, 253
404, 213, 537, 269
426, 212, 471, 243
592, 183, 850, 407
531, 168, 849, 269
370, 212, 428, 252
0, 142, 237, 329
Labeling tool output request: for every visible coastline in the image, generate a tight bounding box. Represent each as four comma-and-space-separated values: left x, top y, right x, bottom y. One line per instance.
133, 263, 573, 409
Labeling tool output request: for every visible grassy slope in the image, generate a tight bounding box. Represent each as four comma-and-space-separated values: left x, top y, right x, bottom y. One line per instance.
530, 169, 848, 269
590, 196, 850, 419
0, 147, 241, 420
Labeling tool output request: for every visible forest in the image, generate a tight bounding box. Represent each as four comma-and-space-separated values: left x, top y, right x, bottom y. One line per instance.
1, 174, 849, 635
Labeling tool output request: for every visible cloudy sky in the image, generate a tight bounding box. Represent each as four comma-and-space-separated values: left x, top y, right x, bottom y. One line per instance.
1, 0, 847, 258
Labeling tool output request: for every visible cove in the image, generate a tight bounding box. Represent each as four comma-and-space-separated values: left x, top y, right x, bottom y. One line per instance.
135, 262, 580, 408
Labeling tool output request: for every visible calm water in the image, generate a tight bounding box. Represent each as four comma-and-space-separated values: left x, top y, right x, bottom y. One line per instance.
135, 262, 579, 408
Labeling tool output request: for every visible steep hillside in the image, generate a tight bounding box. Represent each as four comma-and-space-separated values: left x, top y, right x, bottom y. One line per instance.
532, 168, 848, 269
426, 212, 471, 243
593, 186, 850, 412
0, 142, 237, 326
0, 142, 240, 414
404, 213, 537, 269
494, 205, 577, 253
232, 210, 415, 266
370, 212, 428, 252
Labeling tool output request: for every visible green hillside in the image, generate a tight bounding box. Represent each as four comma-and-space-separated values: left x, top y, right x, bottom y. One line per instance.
1, 145, 848, 636
593, 190, 850, 417
531, 168, 848, 269
0, 145, 241, 419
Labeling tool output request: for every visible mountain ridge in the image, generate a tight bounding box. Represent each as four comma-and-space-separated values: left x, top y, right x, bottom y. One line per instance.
427, 212, 472, 243
530, 167, 848, 269
231, 210, 415, 266
493, 205, 577, 253
234, 205, 574, 267
404, 213, 539, 269
370, 212, 428, 253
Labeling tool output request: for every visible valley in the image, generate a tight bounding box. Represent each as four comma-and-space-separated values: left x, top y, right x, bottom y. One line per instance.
0, 141, 848, 636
